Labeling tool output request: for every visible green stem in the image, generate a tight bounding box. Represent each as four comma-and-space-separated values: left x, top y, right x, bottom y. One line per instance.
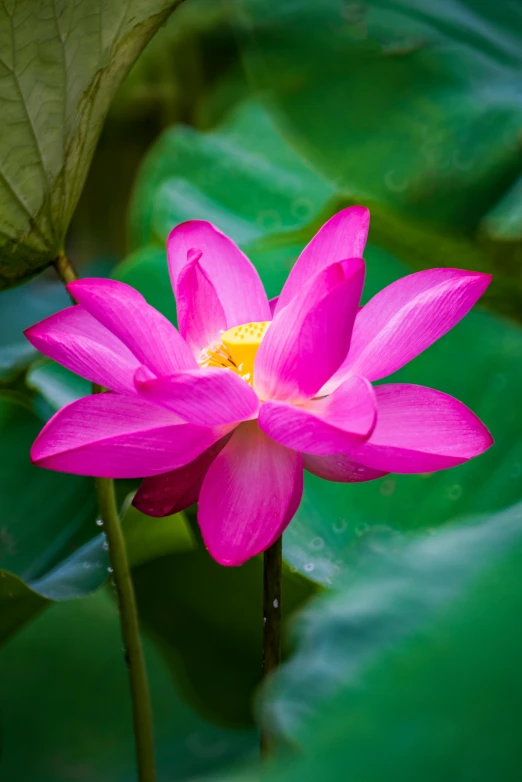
54, 251, 80, 287
261, 535, 282, 757
53, 253, 157, 782
95, 474, 157, 782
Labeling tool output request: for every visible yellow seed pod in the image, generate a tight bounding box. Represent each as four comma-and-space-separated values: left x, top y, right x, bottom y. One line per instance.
221, 321, 271, 379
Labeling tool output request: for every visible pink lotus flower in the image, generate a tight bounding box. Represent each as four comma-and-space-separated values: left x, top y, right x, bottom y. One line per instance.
25, 208, 493, 566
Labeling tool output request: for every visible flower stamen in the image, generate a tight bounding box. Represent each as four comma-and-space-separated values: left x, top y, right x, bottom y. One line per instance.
198, 321, 270, 385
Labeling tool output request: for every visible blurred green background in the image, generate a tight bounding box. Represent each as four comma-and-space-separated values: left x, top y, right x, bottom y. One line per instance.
1, 1, 522, 780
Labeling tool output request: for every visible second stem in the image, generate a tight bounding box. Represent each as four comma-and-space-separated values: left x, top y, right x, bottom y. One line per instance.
261, 535, 282, 756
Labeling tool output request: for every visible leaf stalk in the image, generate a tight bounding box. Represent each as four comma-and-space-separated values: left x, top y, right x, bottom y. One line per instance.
54, 253, 157, 782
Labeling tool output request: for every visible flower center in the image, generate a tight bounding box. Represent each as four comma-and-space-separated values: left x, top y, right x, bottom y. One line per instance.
198, 321, 270, 385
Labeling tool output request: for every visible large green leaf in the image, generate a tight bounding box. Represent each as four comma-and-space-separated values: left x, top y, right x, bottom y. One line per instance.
230, 0, 522, 319
236, 0, 522, 230
121, 100, 340, 314
0, 0, 184, 289
0, 589, 258, 781
128, 99, 335, 254
258, 503, 522, 780
121, 99, 522, 587
122, 100, 343, 319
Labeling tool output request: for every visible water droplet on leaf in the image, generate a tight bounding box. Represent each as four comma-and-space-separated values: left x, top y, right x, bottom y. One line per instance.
332, 518, 347, 533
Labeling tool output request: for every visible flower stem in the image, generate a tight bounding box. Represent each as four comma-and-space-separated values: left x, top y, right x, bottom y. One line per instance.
54, 251, 80, 287
53, 251, 157, 782
261, 535, 282, 757
95, 474, 157, 782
